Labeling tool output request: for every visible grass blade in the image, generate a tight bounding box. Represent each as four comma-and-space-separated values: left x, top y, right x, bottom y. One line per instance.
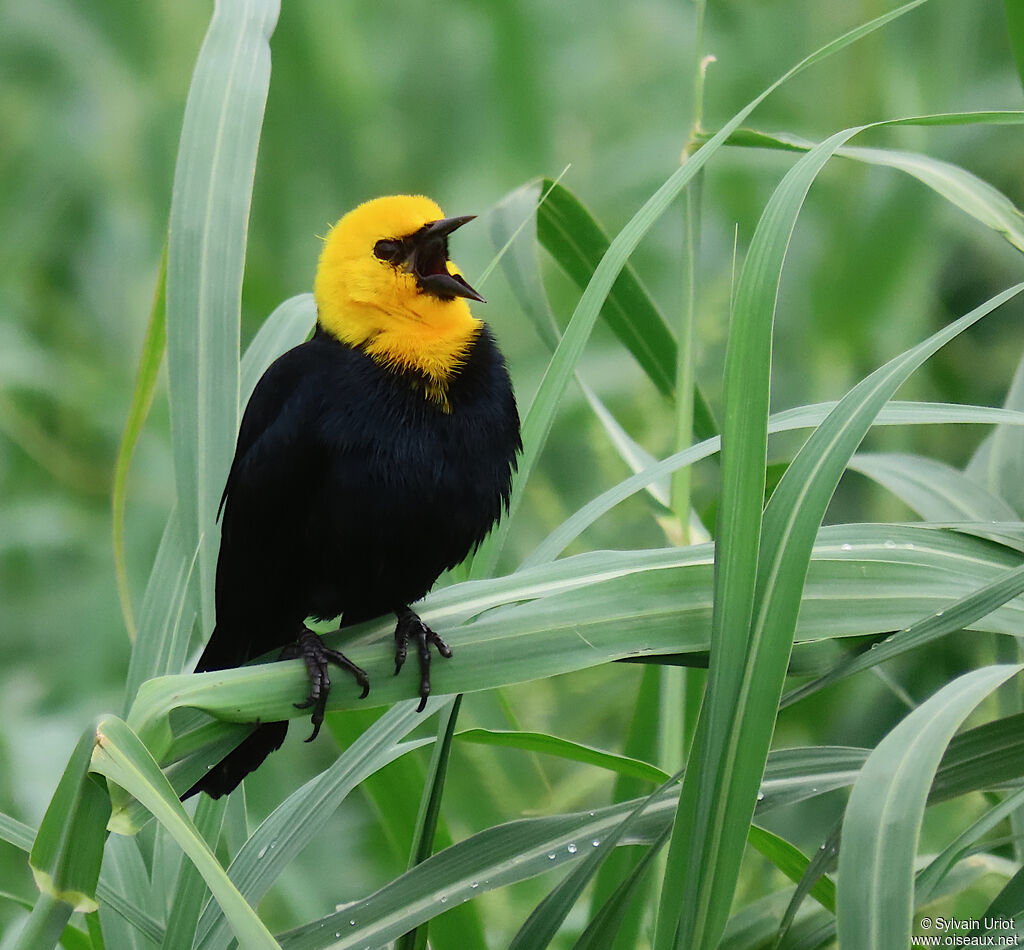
849, 452, 1018, 521
536, 180, 716, 436
836, 665, 1021, 948
91, 716, 280, 950
29, 725, 110, 915
112, 246, 167, 641
471, 0, 934, 578
521, 400, 1024, 569
161, 794, 226, 950
456, 728, 669, 784
396, 695, 462, 950
194, 700, 444, 950
165, 0, 279, 632
507, 776, 682, 950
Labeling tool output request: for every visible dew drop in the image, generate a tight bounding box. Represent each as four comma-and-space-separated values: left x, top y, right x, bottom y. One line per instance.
471, 882, 479, 889
592, 839, 600, 847
257, 845, 269, 859
335, 933, 341, 939
547, 852, 556, 860
567, 843, 578, 854
884, 540, 897, 549
841, 543, 853, 551
349, 919, 356, 926
756, 791, 765, 801
820, 843, 827, 850
440, 895, 448, 903
588, 811, 595, 816
936, 610, 945, 617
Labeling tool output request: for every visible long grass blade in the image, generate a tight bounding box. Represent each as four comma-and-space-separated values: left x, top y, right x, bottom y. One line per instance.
90, 716, 280, 950
836, 665, 1021, 948
471, 0, 934, 578
165, 0, 279, 632
112, 246, 167, 641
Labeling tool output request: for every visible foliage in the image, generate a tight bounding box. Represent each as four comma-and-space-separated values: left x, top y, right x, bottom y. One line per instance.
3, 0, 1024, 947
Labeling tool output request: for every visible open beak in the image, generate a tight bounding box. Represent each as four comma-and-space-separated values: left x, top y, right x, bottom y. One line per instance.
409, 215, 486, 303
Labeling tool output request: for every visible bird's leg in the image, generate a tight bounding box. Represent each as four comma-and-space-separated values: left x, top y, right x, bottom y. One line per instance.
279, 626, 370, 742
393, 606, 453, 712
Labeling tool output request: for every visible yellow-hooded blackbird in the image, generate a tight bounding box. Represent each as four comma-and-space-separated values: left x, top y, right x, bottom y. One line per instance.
186, 195, 520, 799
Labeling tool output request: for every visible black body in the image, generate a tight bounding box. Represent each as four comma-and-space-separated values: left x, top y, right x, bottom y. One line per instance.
188, 324, 519, 798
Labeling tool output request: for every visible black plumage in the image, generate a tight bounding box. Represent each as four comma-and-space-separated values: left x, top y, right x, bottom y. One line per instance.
187, 322, 519, 799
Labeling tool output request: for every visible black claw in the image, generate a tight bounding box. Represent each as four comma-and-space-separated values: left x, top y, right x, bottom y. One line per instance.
281, 627, 370, 741
393, 608, 453, 712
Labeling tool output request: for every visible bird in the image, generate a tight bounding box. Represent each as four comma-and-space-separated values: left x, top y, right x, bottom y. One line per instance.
185, 195, 521, 799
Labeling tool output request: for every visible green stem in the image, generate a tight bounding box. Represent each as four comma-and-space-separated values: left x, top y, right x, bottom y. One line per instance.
11, 892, 73, 950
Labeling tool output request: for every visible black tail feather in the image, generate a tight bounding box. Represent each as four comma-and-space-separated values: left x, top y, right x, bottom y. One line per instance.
186, 623, 289, 799
182, 721, 288, 800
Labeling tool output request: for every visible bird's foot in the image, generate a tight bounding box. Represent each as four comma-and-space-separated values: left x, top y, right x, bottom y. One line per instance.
280, 627, 369, 742
393, 607, 452, 713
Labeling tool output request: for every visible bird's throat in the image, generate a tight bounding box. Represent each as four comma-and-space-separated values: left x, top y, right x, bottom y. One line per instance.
320, 299, 482, 411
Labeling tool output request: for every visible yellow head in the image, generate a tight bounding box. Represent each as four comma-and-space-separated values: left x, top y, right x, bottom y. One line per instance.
313, 195, 484, 394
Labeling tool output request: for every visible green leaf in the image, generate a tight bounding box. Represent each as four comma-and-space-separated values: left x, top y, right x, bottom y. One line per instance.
711, 120, 1024, 253
782, 560, 1024, 708
916, 785, 1024, 905
522, 401, 1024, 569
30, 725, 110, 914
836, 665, 1021, 949
0, 811, 164, 945
747, 825, 835, 912
161, 794, 226, 950
659, 124, 866, 950
165, 0, 279, 633
456, 728, 669, 784
572, 829, 672, 950
471, 0, 937, 576
90, 716, 280, 950
193, 700, 443, 950
112, 246, 167, 642
536, 180, 716, 437
397, 696, 462, 950
507, 777, 682, 950
659, 101, 1024, 944
850, 452, 1018, 521
240, 293, 315, 404
125, 522, 1024, 770
277, 743, 869, 950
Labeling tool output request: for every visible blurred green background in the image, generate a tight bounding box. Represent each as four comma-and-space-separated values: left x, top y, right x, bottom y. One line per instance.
1, 0, 1023, 940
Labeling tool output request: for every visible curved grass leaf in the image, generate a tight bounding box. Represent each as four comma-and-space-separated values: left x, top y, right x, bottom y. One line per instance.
471, 0, 934, 578
193, 700, 447, 950
507, 775, 682, 950
455, 728, 669, 784
112, 247, 167, 641
240, 293, 316, 404
916, 784, 1024, 905
277, 742, 889, 950
126, 523, 1024, 767
836, 665, 1021, 949
850, 452, 1018, 521
782, 560, 1024, 708
659, 97, 1024, 943
165, 0, 279, 633
709, 118, 1024, 252
747, 825, 835, 913
28, 726, 109, 918
571, 829, 672, 950
521, 401, 1024, 569
90, 716, 280, 950
536, 180, 716, 437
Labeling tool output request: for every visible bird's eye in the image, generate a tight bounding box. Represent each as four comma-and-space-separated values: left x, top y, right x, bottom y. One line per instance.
374, 239, 400, 262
